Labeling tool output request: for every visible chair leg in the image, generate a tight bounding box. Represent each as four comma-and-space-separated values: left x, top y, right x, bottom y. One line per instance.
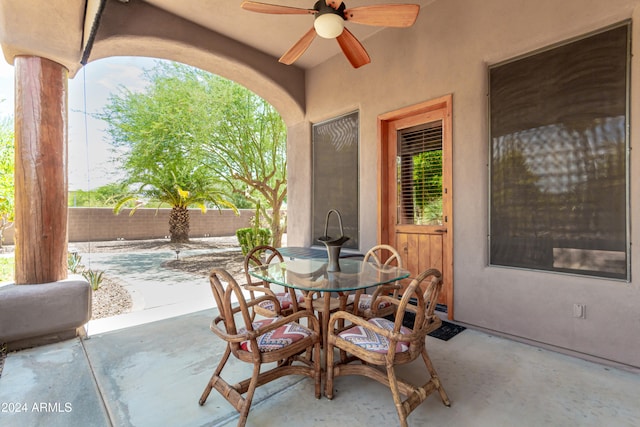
236, 363, 262, 427
325, 342, 335, 399
421, 348, 451, 406
386, 365, 410, 427
314, 339, 322, 399
199, 345, 231, 405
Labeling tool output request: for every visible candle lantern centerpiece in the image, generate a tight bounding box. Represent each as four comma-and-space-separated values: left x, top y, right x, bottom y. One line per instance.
317, 209, 350, 272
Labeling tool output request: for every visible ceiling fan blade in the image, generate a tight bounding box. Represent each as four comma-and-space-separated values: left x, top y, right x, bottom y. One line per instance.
279, 27, 317, 65
344, 4, 420, 27
336, 28, 371, 68
241, 1, 316, 15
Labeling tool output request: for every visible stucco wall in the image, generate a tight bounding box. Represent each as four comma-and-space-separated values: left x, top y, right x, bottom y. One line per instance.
291, 0, 640, 368
3, 208, 253, 245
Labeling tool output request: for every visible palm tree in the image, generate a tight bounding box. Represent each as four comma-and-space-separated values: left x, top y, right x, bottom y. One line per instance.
114, 164, 236, 243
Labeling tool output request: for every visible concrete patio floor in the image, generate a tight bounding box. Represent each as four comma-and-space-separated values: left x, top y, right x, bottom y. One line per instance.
1, 307, 639, 427
2, 242, 639, 426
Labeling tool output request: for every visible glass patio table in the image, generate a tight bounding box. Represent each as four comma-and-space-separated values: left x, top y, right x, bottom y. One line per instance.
249, 258, 410, 349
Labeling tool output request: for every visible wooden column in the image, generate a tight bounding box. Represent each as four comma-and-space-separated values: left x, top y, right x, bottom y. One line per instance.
14, 56, 68, 284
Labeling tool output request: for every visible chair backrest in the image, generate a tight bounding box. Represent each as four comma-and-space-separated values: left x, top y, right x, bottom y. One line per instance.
243, 245, 284, 287
394, 268, 442, 334
363, 244, 403, 268
209, 267, 254, 341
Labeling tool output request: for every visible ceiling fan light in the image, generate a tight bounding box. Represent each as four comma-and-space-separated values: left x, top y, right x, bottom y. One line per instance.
314, 13, 344, 39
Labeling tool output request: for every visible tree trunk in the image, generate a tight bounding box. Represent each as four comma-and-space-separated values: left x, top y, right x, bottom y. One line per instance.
169, 206, 190, 243
270, 208, 284, 248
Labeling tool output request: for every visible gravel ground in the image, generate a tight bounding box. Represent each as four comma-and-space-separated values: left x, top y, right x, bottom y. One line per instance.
91, 276, 134, 319
71, 236, 244, 320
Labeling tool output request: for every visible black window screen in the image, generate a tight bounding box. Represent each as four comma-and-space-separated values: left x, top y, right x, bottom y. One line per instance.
489, 23, 630, 280
312, 111, 359, 249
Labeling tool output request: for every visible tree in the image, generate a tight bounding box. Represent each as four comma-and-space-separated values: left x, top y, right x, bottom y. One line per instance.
69, 183, 130, 207
412, 150, 443, 225
100, 61, 288, 247
98, 61, 236, 243
0, 116, 14, 249
197, 75, 288, 247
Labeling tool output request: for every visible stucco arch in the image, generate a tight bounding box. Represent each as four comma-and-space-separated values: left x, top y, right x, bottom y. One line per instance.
86, 40, 304, 126
83, 0, 314, 249
85, 0, 306, 126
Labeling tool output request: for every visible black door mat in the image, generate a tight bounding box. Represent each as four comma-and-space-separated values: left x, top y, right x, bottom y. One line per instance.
388, 312, 466, 341
435, 303, 448, 313
427, 320, 466, 341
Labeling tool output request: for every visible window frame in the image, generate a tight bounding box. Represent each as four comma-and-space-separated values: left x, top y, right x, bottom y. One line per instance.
311, 111, 360, 250
487, 21, 631, 280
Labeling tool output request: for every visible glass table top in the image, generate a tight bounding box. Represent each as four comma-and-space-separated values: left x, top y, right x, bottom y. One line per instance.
249, 258, 410, 292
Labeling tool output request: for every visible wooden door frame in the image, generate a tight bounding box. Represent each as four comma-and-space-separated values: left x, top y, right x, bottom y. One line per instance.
377, 94, 454, 319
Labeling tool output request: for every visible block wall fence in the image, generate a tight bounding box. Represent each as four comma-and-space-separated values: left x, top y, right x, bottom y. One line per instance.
2, 208, 256, 245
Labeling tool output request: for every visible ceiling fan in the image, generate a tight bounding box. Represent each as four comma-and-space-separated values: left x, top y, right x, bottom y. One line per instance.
240, 1, 420, 68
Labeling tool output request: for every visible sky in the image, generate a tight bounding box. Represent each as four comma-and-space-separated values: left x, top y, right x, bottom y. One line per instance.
0, 56, 161, 190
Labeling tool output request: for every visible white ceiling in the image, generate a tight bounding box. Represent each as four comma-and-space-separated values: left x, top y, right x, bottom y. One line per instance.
145, 0, 434, 69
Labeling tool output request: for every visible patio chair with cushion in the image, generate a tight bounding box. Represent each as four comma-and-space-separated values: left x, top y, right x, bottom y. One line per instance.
199, 267, 322, 427
347, 244, 404, 318
243, 245, 305, 318
325, 268, 450, 427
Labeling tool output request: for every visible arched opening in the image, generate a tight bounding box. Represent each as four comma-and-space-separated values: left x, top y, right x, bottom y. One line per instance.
83, 0, 306, 127
69, 58, 285, 328
1, 0, 313, 343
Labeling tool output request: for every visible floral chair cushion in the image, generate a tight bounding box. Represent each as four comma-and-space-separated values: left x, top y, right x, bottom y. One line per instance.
337, 317, 411, 353
258, 291, 306, 312
239, 317, 313, 352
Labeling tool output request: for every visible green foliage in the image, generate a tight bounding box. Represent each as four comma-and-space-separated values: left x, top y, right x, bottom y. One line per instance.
236, 227, 272, 257
236, 202, 272, 255
413, 150, 442, 203
67, 251, 103, 290
196, 73, 288, 247
96, 61, 238, 241
69, 183, 130, 207
0, 117, 14, 248
412, 150, 443, 225
67, 252, 84, 274
419, 198, 443, 225
82, 269, 104, 291
97, 61, 286, 246
0, 256, 13, 282
226, 189, 254, 209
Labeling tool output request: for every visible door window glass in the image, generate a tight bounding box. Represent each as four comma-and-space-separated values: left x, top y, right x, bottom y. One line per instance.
397, 122, 443, 226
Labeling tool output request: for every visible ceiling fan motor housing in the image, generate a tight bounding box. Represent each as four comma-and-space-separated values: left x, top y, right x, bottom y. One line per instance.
314, 1, 346, 16
313, 1, 346, 38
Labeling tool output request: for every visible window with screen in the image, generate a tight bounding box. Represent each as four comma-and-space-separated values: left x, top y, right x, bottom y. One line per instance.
489, 23, 630, 280
312, 111, 359, 249
397, 122, 443, 226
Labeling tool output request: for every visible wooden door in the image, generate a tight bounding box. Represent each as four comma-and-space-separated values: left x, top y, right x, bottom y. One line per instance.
378, 95, 454, 319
